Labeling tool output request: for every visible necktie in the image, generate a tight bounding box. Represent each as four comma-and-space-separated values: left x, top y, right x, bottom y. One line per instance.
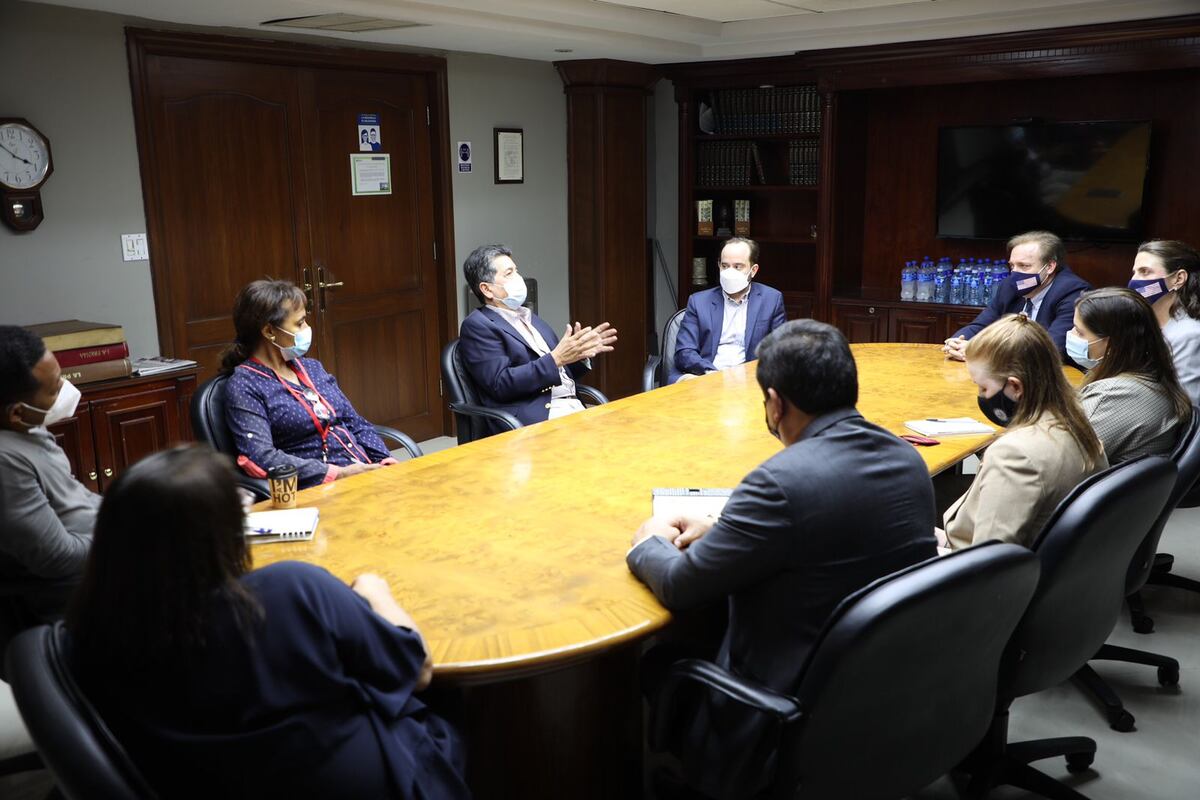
1021, 299, 1034, 318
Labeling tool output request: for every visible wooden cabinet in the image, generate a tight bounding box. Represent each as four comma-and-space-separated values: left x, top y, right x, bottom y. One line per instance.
889, 307, 944, 343
783, 291, 815, 320
832, 302, 888, 343
48, 368, 198, 493
945, 310, 982, 339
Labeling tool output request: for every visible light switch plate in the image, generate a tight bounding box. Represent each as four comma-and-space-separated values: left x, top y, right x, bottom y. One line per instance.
121, 233, 149, 261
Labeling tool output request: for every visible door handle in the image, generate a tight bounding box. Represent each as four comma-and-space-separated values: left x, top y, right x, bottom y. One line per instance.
302, 266, 316, 310
103, 468, 113, 477
318, 280, 344, 289
88, 471, 97, 481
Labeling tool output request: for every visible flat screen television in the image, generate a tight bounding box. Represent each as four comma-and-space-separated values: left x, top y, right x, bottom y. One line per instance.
936, 120, 1151, 242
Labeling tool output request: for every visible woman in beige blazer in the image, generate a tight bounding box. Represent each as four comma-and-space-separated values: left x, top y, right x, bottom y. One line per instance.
942, 314, 1107, 550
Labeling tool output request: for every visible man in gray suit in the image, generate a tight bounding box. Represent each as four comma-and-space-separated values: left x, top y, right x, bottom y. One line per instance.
628, 319, 937, 798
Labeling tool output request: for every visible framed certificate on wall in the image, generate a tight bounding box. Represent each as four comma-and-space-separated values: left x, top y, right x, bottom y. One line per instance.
494, 128, 524, 184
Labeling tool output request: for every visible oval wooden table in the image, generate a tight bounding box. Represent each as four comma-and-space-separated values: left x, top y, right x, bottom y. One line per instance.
250, 343, 1035, 798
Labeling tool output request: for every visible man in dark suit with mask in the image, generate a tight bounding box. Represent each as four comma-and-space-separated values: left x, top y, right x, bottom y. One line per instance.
943, 230, 1091, 360
457, 244, 617, 436
627, 319, 937, 799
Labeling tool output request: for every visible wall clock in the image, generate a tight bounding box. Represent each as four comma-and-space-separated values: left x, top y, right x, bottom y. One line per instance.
0, 118, 54, 232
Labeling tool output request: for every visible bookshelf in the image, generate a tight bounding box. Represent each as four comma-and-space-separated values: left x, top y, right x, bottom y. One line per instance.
676, 81, 823, 322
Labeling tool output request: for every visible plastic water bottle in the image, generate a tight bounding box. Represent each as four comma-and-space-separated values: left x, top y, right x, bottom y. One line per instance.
992, 260, 1009, 302
967, 269, 982, 306
900, 261, 916, 301
916, 257, 935, 302
933, 268, 948, 305
949, 268, 963, 305
980, 267, 994, 305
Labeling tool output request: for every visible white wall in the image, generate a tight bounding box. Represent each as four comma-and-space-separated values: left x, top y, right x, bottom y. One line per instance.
0, 2, 574, 353
446, 52, 570, 335
0, 1, 158, 358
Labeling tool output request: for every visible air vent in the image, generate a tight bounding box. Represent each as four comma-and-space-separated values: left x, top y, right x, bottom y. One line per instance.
262, 14, 427, 33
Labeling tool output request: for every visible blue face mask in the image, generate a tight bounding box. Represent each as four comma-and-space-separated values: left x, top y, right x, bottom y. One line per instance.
1008, 265, 1049, 297
494, 275, 528, 310
272, 324, 311, 361
1128, 277, 1170, 303
1066, 330, 1105, 370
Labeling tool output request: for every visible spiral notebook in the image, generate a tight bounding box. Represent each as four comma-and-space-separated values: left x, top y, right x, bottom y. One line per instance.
244, 508, 320, 544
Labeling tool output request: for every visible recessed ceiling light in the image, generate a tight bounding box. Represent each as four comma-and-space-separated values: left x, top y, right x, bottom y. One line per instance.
555, 48, 574, 53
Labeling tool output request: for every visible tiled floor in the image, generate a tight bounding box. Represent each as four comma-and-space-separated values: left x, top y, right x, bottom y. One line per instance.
4, 456, 1198, 800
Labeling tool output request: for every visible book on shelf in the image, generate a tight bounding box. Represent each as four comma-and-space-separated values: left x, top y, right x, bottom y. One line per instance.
708, 85, 820, 137
734, 199, 751, 236
52, 342, 131, 368
696, 199, 714, 236
60, 358, 133, 385
25, 320, 125, 351
244, 508, 320, 544
750, 143, 767, 184
132, 356, 198, 376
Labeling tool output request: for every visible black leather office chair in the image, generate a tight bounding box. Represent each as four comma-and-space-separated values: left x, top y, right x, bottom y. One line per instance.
643, 309, 686, 392
440, 339, 609, 445
649, 541, 1040, 800
1140, 405, 1200, 601
191, 373, 423, 500
6, 623, 158, 800
1072, 407, 1199, 731
963, 456, 1175, 800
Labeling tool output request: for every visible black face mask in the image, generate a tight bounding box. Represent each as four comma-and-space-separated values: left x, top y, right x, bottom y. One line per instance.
763, 400, 782, 442
978, 388, 1018, 427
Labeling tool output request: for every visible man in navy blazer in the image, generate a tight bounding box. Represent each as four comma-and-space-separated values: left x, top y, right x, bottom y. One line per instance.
458, 244, 617, 436
944, 230, 1091, 360
673, 237, 787, 384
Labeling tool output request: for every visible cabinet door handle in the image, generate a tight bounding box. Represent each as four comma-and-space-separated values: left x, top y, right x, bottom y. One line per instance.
868, 307, 876, 315
88, 471, 98, 481
103, 468, 113, 477
318, 280, 345, 289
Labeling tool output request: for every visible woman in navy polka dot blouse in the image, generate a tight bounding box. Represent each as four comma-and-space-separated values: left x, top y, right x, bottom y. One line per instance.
222, 280, 397, 489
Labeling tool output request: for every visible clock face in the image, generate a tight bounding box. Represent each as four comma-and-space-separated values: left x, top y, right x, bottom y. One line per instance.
0, 123, 51, 190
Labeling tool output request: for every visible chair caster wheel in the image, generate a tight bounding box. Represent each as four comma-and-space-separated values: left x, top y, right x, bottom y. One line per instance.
1108, 709, 1135, 732
1158, 665, 1180, 687
1066, 752, 1094, 774
1132, 614, 1155, 634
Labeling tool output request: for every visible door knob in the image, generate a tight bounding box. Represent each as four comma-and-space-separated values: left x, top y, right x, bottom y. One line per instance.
103, 468, 113, 477
88, 471, 97, 481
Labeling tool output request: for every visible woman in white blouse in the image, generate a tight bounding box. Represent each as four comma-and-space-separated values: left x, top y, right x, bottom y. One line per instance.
1128, 240, 1200, 403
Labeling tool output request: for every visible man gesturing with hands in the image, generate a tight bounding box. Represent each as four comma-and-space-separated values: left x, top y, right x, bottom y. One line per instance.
458, 244, 617, 436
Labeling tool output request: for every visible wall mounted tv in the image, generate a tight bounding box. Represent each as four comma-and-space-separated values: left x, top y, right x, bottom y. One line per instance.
936, 120, 1151, 242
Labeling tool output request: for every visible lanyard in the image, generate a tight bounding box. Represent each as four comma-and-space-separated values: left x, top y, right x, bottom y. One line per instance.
239, 359, 368, 464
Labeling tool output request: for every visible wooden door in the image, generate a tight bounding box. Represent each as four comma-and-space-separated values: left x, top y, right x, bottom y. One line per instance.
302, 70, 444, 440
889, 308, 944, 343
49, 406, 98, 493
91, 387, 179, 491
138, 54, 314, 375
832, 303, 888, 343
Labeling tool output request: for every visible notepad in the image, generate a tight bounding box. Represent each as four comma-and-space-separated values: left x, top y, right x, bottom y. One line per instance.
904, 418, 995, 437
244, 508, 319, 543
652, 488, 733, 519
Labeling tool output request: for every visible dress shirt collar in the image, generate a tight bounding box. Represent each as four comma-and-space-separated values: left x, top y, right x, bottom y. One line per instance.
491, 303, 533, 325
722, 285, 752, 305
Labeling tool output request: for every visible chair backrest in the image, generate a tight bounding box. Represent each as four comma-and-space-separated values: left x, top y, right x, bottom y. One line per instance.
1126, 406, 1200, 591
660, 308, 686, 385
5, 624, 157, 799
1007, 455, 1175, 698
189, 373, 238, 457
776, 542, 1040, 800
440, 339, 487, 444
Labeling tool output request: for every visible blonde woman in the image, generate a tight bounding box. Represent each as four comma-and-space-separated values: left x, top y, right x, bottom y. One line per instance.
941, 314, 1107, 550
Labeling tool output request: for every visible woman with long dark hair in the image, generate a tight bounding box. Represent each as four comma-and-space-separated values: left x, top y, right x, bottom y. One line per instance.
941, 314, 1107, 550
1128, 239, 1200, 402
1069, 287, 1191, 463
221, 279, 398, 489
68, 446, 469, 800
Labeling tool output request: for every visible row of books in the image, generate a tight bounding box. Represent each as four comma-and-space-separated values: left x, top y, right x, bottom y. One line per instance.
24, 320, 196, 385
706, 86, 822, 136
697, 141, 821, 187
789, 142, 819, 187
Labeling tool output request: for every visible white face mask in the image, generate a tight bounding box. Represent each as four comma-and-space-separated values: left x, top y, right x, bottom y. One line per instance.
16, 379, 81, 430
720, 267, 751, 295
494, 275, 528, 310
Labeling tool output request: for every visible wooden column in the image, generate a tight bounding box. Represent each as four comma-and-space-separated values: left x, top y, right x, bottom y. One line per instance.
556, 59, 658, 399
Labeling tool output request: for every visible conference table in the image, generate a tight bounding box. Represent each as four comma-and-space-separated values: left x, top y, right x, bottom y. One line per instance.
250, 343, 1048, 798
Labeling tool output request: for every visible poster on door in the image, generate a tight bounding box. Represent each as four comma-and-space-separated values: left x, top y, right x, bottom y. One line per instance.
350, 154, 391, 196
358, 113, 383, 152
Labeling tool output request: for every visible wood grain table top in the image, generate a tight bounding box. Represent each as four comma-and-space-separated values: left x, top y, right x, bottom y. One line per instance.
250, 343, 1079, 681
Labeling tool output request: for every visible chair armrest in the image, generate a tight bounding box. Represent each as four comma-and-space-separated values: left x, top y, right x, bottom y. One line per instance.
577, 385, 609, 407
643, 356, 662, 393
372, 425, 423, 459
650, 659, 802, 752
236, 474, 271, 503
448, 402, 523, 432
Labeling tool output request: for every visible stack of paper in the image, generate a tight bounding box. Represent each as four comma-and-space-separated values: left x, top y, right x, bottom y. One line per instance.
904, 418, 995, 437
